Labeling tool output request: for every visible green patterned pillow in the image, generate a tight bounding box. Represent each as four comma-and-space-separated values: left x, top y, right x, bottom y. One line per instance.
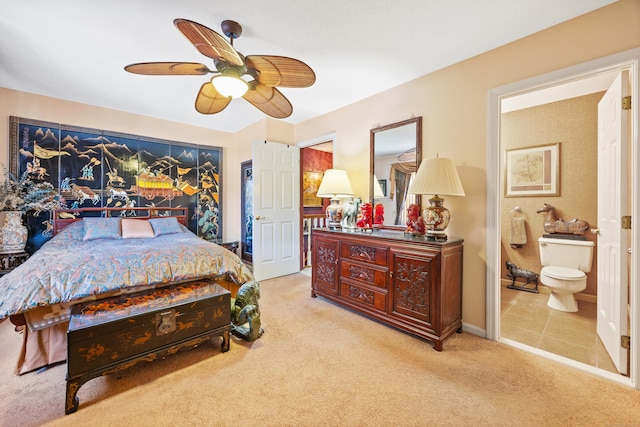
82, 217, 121, 241
149, 217, 183, 236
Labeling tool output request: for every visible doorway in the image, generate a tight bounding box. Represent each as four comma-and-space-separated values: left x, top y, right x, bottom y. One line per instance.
486, 48, 640, 388
299, 140, 334, 271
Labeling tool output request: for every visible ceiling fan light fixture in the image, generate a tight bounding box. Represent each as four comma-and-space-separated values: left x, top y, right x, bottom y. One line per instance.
211, 75, 248, 98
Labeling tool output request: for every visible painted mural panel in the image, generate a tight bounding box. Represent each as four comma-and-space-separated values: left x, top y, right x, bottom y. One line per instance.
59, 126, 104, 208
135, 138, 175, 207
100, 132, 139, 211
15, 119, 61, 190
9, 116, 223, 251
12, 119, 64, 250
197, 147, 222, 240
171, 144, 199, 231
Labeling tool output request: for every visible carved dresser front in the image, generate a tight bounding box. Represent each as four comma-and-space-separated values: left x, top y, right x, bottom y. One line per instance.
311, 228, 463, 351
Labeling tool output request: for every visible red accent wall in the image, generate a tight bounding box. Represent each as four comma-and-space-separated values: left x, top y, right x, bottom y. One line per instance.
301, 147, 332, 214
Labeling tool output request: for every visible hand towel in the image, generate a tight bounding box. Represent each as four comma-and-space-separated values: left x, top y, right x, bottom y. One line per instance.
510, 217, 527, 248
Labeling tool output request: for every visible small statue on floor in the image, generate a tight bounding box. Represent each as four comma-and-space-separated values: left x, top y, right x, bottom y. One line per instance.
231, 281, 264, 341
505, 261, 539, 293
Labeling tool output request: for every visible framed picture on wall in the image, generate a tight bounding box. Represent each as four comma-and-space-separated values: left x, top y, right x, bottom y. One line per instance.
378, 179, 387, 197
505, 143, 560, 197
303, 171, 324, 207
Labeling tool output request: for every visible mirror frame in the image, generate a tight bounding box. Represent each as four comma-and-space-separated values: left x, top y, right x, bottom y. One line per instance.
370, 116, 422, 229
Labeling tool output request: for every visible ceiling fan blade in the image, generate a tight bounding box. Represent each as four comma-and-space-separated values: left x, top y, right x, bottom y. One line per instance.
243, 83, 293, 118
195, 82, 232, 114
174, 19, 244, 66
124, 62, 213, 76
245, 55, 316, 88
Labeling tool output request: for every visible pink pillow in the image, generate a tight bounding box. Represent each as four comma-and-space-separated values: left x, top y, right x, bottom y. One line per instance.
121, 219, 155, 239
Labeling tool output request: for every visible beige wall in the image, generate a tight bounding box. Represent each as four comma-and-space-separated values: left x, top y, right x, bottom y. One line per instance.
1, 0, 639, 331
294, 0, 640, 330
500, 92, 603, 296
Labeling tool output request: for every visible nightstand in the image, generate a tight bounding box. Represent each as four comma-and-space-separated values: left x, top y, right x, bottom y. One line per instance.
210, 239, 240, 255
0, 251, 30, 276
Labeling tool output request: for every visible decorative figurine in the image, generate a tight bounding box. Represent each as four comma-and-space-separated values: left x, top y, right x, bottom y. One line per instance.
373, 203, 384, 229
536, 203, 589, 235
356, 202, 373, 230
405, 203, 426, 235
340, 197, 361, 231
231, 281, 264, 341
505, 261, 539, 293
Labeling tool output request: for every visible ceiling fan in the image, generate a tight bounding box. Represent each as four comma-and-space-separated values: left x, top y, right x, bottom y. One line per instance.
124, 18, 316, 119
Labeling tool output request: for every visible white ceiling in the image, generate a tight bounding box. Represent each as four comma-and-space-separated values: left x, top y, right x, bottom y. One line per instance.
0, 0, 617, 133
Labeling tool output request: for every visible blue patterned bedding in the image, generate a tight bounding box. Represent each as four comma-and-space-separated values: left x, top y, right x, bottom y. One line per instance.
0, 220, 254, 320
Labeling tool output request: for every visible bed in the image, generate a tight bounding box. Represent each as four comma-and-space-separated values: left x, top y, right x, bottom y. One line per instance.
0, 207, 255, 374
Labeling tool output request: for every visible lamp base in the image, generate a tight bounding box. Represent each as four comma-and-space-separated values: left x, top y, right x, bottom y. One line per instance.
425, 230, 448, 242
326, 198, 343, 230
423, 195, 451, 241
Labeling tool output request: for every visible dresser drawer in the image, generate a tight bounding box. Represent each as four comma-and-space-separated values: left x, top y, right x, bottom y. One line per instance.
340, 261, 387, 289
341, 242, 387, 266
340, 280, 387, 312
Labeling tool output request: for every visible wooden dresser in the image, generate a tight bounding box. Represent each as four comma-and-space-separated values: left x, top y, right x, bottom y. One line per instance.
311, 228, 463, 351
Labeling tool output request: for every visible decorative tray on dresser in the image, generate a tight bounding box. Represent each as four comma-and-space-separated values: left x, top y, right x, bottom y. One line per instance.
311, 228, 463, 351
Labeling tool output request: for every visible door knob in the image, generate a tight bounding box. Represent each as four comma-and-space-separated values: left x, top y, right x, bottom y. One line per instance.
254, 215, 263, 220
590, 228, 600, 235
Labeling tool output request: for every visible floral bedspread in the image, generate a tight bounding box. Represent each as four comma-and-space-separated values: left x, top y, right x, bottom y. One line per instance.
0, 221, 254, 320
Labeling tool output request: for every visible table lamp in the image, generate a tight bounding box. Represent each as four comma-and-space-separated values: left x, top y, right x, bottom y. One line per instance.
408, 156, 465, 241
317, 169, 354, 229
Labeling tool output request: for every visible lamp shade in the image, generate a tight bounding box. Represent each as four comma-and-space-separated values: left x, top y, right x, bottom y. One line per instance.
317, 169, 354, 198
408, 157, 465, 196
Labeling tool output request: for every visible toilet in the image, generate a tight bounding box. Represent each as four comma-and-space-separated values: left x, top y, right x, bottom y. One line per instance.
538, 236, 595, 312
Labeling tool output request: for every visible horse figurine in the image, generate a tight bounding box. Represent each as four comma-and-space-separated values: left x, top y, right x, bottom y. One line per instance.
505, 261, 539, 293
536, 203, 589, 235
341, 197, 361, 230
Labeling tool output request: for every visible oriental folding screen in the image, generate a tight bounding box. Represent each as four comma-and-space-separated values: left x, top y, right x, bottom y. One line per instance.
9, 116, 223, 251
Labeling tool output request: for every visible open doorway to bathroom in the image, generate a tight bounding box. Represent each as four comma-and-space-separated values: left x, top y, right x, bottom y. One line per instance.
487, 49, 640, 388
499, 86, 621, 374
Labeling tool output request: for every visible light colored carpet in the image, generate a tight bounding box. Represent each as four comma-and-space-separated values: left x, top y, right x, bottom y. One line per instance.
1, 273, 639, 427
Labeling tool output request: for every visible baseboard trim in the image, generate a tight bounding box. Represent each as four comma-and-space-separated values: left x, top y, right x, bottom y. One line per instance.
462, 322, 486, 338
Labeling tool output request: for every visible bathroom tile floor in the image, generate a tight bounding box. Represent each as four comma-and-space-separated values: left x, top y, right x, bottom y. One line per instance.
501, 286, 619, 374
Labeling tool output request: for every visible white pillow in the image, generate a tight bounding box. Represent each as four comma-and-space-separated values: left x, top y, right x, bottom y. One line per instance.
121, 219, 155, 239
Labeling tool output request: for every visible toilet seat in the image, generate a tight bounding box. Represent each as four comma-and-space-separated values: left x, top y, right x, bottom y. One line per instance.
541, 266, 585, 281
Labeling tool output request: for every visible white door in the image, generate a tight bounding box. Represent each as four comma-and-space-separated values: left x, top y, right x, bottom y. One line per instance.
251, 140, 301, 281
596, 70, 629, 374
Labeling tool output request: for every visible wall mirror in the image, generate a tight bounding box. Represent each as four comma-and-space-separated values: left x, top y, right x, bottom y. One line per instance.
370, 116, 422, 228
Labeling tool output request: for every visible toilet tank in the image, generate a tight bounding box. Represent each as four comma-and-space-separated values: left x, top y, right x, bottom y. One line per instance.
538, 237, 595, 272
